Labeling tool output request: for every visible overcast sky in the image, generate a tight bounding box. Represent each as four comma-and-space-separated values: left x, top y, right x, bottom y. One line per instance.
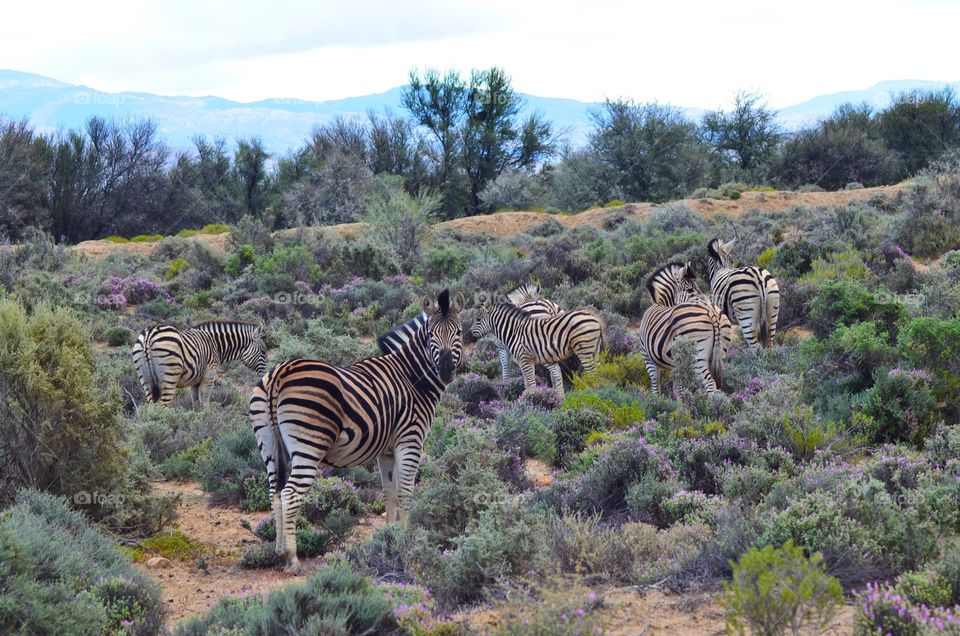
2, 0, 957, 108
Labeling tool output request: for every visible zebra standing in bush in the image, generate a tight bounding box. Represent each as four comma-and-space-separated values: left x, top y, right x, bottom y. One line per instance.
496, 283, 565, 392
249, 290, 464, 573
132, 321, 267, 407
470, 292, 603, 399
638, 262, 732, 394
706, 238, 780, 349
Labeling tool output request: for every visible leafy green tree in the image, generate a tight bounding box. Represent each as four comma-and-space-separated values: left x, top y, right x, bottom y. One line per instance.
233, 136, 271, 218
702, 90, 782, 182
776, 103, 897, 189
0, 119, 51, 240
879, 88, 960, 176
590, 100, 709, 202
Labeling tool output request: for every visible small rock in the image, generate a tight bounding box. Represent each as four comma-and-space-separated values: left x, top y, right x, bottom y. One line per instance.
146, 557, 173, 569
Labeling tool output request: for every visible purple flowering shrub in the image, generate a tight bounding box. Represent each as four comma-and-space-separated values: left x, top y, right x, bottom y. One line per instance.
854, 581, 960, 635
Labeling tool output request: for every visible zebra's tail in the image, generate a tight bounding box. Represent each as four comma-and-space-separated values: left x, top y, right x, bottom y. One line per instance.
250, 369, 290, 491
709, 316, 724, 389
757, 285, 772, 349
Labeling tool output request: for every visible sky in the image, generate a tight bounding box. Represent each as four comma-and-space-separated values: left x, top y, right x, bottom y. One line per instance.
2, 0, 958, 108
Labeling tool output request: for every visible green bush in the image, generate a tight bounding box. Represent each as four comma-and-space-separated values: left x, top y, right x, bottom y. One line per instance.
862, 368, 940, 445
723, 541, 842, 636
174, 561, 397, 635
0, 490, 164, 636
808, 281, 905, 339
103, 325, 133, 346
494, 403, 557, 464
0, 299, 125, 504
195, 427, 268, 510
130, 234, 163, 243
552, 408, 607, 468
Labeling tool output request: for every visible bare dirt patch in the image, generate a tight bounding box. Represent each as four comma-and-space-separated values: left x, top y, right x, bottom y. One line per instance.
138, 481, 383, 628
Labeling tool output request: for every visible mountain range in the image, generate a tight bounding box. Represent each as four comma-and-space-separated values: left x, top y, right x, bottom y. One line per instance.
1, 69, 958, 155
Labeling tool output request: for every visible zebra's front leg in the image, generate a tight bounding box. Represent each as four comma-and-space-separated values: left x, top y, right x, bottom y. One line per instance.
393, 442, 424, 524
497, 340, 511, 382
377, 453, 400, 524
518, 355, 538, 395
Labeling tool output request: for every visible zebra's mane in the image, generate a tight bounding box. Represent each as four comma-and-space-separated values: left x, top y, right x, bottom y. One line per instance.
645, 261, 692, 295
377, 313, 428, 355
505, 283, 541, 306
193, 320, 262, 330
707, 238, 724, 262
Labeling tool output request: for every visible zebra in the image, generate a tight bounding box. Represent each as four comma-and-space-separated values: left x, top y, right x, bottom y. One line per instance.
706, 238, 780, 349
497, 283, 565, 392
638, 262, 732, 395
249, 290, 465, 573
132, 321, 267, 407
470, 292, 603, 399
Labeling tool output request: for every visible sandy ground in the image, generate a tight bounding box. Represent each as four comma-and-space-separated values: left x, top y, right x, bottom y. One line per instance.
138, 481, 383, 628
72, 184, 905, 259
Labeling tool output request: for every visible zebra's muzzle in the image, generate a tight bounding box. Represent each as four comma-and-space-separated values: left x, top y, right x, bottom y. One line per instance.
437, 349, 456, 383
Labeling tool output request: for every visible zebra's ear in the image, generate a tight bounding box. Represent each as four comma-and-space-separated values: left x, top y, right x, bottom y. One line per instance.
422, 295, 436, 313
723, 238, 736, 252
450, 291, 465, 313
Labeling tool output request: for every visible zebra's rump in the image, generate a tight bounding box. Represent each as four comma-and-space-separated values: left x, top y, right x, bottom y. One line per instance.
263, 356, 432, 468
638, 302, 726, 368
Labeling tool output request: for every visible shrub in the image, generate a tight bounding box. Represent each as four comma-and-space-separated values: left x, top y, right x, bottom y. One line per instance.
0, 300, 125, 504
723, 541, 842, 636
487, 578, 604, 636
446, 373, 500, 416
104, 235, 129, 243
494, 403, 557, 464
541, 437, 677, 521
552, 408, 607, 468
174, 561, 397, 635
195, 427, 268, 510
103, 325, 133, 346
808, 281, 905, 338
347, 523, 406, 577
249, 517, 330, 561
562, 389, 646, 430
570, 352, 650, 391
0, 490, 164, 636
862, 367, 940, 445
130, 234, 163, 242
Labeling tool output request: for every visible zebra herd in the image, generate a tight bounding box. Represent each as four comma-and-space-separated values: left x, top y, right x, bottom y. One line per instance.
131, 238, 778, 572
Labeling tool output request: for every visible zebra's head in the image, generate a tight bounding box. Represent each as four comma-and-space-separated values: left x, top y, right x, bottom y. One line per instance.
241, 323, 268, 376
422, 289, 464, 384
469, 291, 495, 340
646, 262, 704, 305
707, 238, 736, 269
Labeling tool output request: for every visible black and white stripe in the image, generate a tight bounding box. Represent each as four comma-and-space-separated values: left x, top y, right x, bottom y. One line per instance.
498, 283, 565, 392
470, 292, 603, 398
249, 290, 464, 573
132, 321, 267, 407
638, 262, 732, 394
707, 238, 780, 349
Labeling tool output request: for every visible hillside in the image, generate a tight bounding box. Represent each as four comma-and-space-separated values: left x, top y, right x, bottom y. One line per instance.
73, 183, 907, 258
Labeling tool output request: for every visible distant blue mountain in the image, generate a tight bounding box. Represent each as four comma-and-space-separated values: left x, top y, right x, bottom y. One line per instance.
777, 79, 960, 128
1, 70, 957, 155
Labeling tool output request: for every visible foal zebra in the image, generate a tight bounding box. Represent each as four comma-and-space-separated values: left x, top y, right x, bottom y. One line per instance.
470, 292, 603, 399
249, 290, 464, 573
638, 262, 732, 395
132, 321, 267, 407
707, 238, 780, 349
497, 283, 565, 392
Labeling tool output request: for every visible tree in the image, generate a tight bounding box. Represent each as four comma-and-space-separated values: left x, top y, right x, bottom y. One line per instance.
361, 175, 439, 273
402, 68, 469, 216
702, 91, 782, 182
233, 136, 271, 218
879, 88, 960, 176
402, 67, 555, 217
589, 100, 710, 202
0, 119, 50, 239
775, 103, 898, 190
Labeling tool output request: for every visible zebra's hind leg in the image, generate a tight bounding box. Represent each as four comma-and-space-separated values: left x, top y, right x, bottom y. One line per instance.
190, 385, 201, 409
645, 362, 662, 395
547, 364, 564, 400
377, 453, 399, 524
279, 482, 311, 573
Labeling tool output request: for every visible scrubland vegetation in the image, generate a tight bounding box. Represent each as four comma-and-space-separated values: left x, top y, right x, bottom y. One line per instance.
2, 68, 960, 635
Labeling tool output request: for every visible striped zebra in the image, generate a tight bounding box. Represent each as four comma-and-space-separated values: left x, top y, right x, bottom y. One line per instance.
250, 290, 464, 573
470, 292, 603, 399
132, 321, 267, 407
707, 238, 780, 349
497, 283, 565, 392
638, 262, 732, 394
